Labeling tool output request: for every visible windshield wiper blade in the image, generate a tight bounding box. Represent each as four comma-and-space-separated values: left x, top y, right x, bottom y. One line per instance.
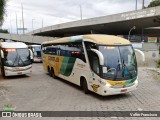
18, 56, 26, 66
113, 59, 121, 80
13, 52, 19, 66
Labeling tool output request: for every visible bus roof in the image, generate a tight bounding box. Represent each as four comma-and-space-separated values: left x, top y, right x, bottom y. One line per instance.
0, 42, 28, 48
42, 34, 131, 45
28, 45, 41, 47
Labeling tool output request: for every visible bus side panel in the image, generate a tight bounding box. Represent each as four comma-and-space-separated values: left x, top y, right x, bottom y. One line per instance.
53, 56, 64, 76
43, 53, 64, 77
43, 53, 102, 92
72, 59, 90, 86
42, 53, 48, 72
58, 58, 90, 86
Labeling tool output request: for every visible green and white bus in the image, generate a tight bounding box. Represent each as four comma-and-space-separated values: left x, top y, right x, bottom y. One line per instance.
41, 34, 144, 96
0, 42, 33, 77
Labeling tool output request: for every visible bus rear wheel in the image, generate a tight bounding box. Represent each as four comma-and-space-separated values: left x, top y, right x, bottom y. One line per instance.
82, 79, 89, 94
1, 67, 5, 78
50, 68, 56, 78
48, 67, 51, 77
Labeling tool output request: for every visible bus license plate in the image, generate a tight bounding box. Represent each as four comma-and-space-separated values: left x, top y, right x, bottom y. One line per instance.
18, 72, 22, 75
121, 89, 127, 92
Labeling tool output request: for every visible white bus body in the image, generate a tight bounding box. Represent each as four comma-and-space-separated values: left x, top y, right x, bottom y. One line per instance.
41, 35, 140, 96
0, 42, 33, 77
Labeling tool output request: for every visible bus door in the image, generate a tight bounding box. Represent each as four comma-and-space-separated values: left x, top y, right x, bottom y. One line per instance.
87, 50, 101, 90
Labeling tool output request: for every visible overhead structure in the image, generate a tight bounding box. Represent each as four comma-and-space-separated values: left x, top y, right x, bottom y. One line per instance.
27, 6, 160, 37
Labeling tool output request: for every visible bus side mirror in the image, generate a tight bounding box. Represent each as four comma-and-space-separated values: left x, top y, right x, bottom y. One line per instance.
29, 49, 33, 61
1, 50, 4, 58
91, 48, 104, 65
134, 49, 145, 62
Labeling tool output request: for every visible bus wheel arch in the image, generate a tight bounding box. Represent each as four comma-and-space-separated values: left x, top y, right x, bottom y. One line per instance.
47, 66, 51, 76
1, 67, 5, 78
50, 67, 56, 78
80, 76, 89, 94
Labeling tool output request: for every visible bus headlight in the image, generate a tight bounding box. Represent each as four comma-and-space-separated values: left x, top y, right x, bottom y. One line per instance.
99, 80, 106, 85
106, 83, 111, 87
134, 79, 138, 85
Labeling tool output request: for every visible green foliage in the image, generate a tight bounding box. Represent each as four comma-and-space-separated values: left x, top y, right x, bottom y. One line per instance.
0, 0, 7, 26
148, 0, 160, 8
0, 29, 9, 33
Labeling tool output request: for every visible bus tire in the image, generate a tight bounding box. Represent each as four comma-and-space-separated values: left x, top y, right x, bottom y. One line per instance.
82, 79, 89, 94
50, 68, 56, 78
48, 66, 51, 77
1, 67, 5, 78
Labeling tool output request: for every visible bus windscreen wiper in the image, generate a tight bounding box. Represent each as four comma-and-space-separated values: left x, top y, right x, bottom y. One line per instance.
13, 52, 19, 66
18, 56, 26, 66
113, 59, 121, 80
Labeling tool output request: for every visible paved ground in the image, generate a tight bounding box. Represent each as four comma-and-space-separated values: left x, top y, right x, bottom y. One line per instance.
0, 63, 160, 120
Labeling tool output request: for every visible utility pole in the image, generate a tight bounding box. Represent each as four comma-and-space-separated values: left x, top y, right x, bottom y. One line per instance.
135, 0, 137, 10
21, 3, 25, 34
10, 15, 12, 33
80, 5, 82, 20
32, 19, 35, 31
16, 13, 18, 34
19, 20, 21, 34
142, 0, 145, 9
42, 19, 43, 28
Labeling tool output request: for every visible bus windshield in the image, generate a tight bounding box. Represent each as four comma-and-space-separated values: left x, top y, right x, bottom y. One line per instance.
3, 48, 32, 67
99, 45, 137, 80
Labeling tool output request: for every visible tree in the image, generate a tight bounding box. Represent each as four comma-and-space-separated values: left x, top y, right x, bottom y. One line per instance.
0, 0, 7, 26
148, 0, 160, 8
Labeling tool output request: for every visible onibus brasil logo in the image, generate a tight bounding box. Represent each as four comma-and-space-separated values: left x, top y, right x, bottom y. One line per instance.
3, 104, 16, 112
2, 104, 42, 117
1, 104, 16, 117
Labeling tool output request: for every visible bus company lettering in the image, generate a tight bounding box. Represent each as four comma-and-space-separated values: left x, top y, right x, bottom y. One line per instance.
115, 81, 124, 85
48, 56, 59, 62
77, 63, 85, 68
107, 80, 125, 86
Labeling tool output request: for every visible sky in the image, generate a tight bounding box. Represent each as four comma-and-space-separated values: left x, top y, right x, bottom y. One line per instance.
2, 0, 152, 34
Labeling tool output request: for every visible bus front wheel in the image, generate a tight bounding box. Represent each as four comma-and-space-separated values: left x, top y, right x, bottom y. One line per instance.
1, 67, 5, 78
82, 79, 89, 94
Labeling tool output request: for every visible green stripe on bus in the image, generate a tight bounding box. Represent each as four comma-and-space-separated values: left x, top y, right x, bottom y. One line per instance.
125, 77, 137, 84
60, 57, 76, 76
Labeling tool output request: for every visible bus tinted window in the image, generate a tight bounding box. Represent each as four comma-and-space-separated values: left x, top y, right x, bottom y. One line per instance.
42, 42, 86, 62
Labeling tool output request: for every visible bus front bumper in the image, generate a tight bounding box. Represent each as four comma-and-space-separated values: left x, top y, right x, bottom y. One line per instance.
33, 58, 42, 62
99, 79, 138, 96
4, 65, 32, 76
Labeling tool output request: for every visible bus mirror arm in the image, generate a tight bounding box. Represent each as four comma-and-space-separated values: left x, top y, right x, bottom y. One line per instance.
91, 49, 104, 65
1, 50, 4, 58
134, 49, 145, 62
29, 49, 33, 61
